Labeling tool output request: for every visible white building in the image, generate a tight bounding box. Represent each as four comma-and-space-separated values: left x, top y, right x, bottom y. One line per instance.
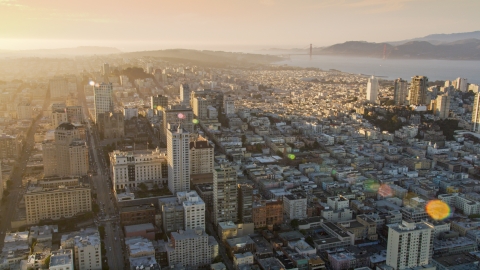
472, 92, 480, 133
233, 252, 254, 269
366, 76, 379, 103
61, 227, 102, 270
109, 148, 168, 190
167, 124, 190, 194
123, 107, 138, 120
386, 221, 433, 270
455, 77, 468, 92
51, 110, 68, 128
177, 190, 206, 230
49, 249, 74, 270
439, 193, 480, 215
223, 95, 236, 115
394, 78, 408, 105
94, 83, 113, 123
180, 84, 191, 107
165, 228, 218, 267
435, 94, 451, 119
283, 194, 307, 220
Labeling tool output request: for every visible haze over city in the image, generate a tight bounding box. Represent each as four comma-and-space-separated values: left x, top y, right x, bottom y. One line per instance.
1, 1, 480, 270
1, 0, 480, 51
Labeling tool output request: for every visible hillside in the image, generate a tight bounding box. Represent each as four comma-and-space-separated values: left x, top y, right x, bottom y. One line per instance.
120, 49, 282, 66
389, 31, 480, 45
318, 39, 480, 60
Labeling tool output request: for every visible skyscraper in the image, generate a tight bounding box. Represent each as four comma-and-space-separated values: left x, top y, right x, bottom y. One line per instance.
162, 105, 194, 143
472, 92, 480, 133
94, 83, 114, 123
435, 94, 451, 119
408, 76, 428, 105
167, 124, 190, 194
394, 78, 408, 105
366, 76, 379, 103
151, 95, 168, 111
52, 123, 88, 177
213, 164, 238, 226
455, 77, 468, 92
223, 95, 235, 114
386, 221, 433, 270
102, 63, 110, 76
180, 83, 191, 106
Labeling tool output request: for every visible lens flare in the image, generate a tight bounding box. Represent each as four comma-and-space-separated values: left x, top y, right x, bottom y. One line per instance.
287, 154, 296, 160
426, 200, 451, 220
156, 105, 162, 111
89, 81, 95, 86
364, 179, 380, 193
192, 119, 199, 124
378, 184, 393, 197
178, 113, 185, 119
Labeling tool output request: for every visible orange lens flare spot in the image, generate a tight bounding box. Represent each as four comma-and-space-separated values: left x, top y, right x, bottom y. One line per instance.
426, 200, 450, 221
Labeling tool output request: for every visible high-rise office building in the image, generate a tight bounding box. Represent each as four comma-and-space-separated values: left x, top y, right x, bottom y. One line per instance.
55, 123, 88, 177
386, 221, 433, 270
44, 123, 88, 178
190, 138, 214, 175
94, 83, 113, 123
177, 190, 206, 230
213, 164, 238, 226
455, 77, 468, 92
167, 124, 190, 194
408, 76, 428, 105
435, 94, 451, 119
237, 183, 253, 223
394, 78, 408, 105
66, 106, 84, 124
51, 109, 68, 128
165, 228, 218, 267
102, 63, 110, 76
151, 95, 168, 111
161, 105, 194, 142
223, 95, 235, 114
180, 83, 191, 106
473, 92, 480, 133
192, 96, 210, 119
366, 76, 379, 103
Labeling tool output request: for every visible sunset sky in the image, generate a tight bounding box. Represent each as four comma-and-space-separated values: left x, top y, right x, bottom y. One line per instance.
1, 0, 479, 51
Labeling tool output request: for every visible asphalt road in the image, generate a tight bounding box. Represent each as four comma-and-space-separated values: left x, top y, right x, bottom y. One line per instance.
79, 84, 125, 270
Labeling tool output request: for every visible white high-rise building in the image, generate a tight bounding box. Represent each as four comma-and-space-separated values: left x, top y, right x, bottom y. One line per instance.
435, 94, 451, 119
94, 83, 113, 123
394, 78, 408, 105
386, 221, 433, 270
165, 228, 218, 267
177, 190, 205, 230
223, 95, 235, 114
167, 124, 190, 194
472, 93, 480, 133
455, 77, 468, 92
366, 76, 379, 103
180, 84, 191, 107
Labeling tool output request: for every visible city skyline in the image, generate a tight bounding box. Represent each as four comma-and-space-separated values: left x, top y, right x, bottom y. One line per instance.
1, 0, 479, 51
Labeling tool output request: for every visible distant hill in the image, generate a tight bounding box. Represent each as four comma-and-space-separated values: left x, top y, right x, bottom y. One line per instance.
0, 46, 122, 57
318, 39, 480, 60
120, 49, 282, 66
388, 31, 480, 45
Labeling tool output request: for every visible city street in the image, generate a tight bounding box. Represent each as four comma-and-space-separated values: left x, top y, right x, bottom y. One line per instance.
80, 84, 125, 270
0, 94, 50, 249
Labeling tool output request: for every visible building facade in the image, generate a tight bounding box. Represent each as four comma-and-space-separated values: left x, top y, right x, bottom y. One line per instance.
177, 190, 206, 230
394, 78, 408, 105
213, 164, 238, 225
472, 92, 480, 133
93, 82, 113, 123
408, 76, 428, 105
366, 76, 379, 103
109, 149, 168, 190
190, 139, 214, 175
167, 125, 190, 194
165, 228, 218, 267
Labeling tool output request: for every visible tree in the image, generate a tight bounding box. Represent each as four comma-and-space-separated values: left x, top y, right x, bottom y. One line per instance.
213, 255, 223, 263
138, 183, 148, 192
290, 219, 299, 229
44, 255, 51, 268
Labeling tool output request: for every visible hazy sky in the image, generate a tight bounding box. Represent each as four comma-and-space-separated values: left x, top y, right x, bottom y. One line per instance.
1, 0, 479, 51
